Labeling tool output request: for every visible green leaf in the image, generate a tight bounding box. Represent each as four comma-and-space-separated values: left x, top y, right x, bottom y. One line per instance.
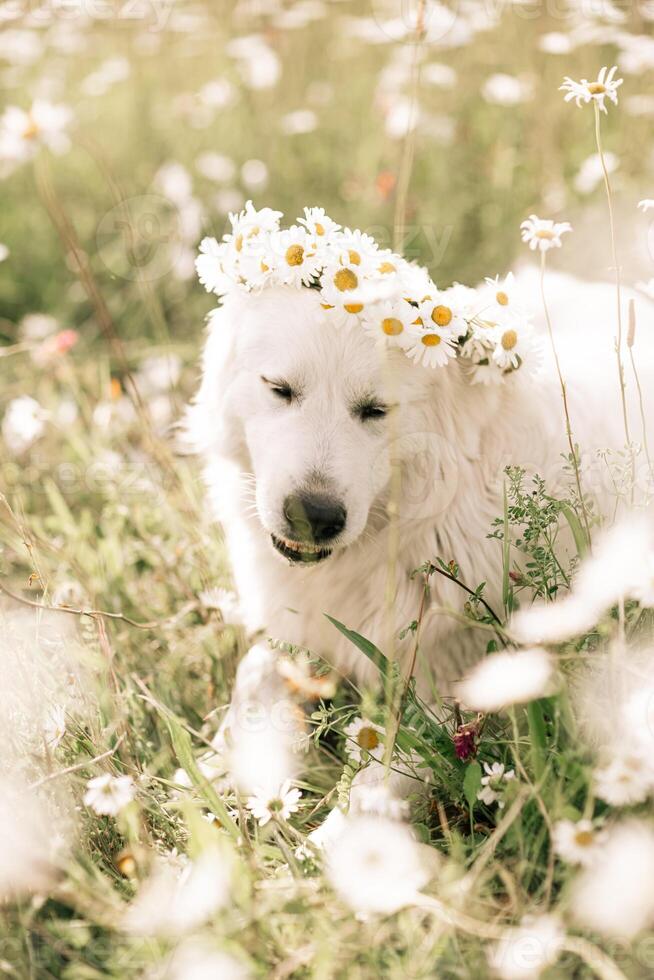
560, 502, 589, 559
324, 614, 389, 678
463, 760, 482, 810
163, 711, 240, 840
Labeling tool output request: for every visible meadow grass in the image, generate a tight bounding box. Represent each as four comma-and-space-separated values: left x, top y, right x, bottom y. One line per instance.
2, 2, 654, 978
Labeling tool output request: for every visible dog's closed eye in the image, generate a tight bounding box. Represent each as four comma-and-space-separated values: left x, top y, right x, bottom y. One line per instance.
354, 400, 390, 422
261, 376, 296, 403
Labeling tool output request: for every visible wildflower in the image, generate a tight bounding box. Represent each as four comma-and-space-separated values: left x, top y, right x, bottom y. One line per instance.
453, 719, 480, 760
405, 324, 457, 368
343, 717, 385, 764
361, 299, 414, 348
520, 215, 572, 252
491, 322, 535, 372
477, 762, 516, 808
84, 773, 136, 816
512, 515, 654, 643
0, 100, 72, 166
458, 648, 554, 713
325, 815, 429, 915
307, 806, 348, 850
32, 328, 79, 367
488, 914, 565, 980
1, 395, 47, 455
560, 66, 623, 113
136, 353, 182, 394
593, 749, 654, 806
298, 205, 341, 244
571, 820, 654, 938
349, 783, 410, 822
0, 780, 61, 899
552, 819, 606, 866
246, 779, 302, 826
43, 705, 66, 750
269, 225, 323, 287
638, 199, 654, 213
414, 295, 467, 338
167, 940, 251, 980
123, 847, 231, 935
482, 73, 532, 107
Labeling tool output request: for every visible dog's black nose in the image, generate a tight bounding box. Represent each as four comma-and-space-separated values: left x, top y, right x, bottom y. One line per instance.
283, 493, 346, 544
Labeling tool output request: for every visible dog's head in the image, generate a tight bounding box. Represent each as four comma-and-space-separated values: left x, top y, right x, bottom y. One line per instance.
189, 286, 475, 565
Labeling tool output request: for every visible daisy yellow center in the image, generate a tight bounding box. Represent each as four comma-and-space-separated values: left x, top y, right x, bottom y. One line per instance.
260, 261, 269, 272
378, 261, 396, 274
321, 302, 334, 310
501, 329, 518, 350
334, 268, 358, 292
382, 317, 404, 336
496, 290, 509, 306
315, 222, 325, 236
422, 334, 441, 347
431, 305, 452, 327
357, 727, 380, 751
348, 249, 361, 265
22, 114, 39, 140
588, 83, 606, 95
535, 229, 555, 240
235, 234, 244, 252
574, 830, 594, 847
285, 244, 305, 267
344, 303, 364, 314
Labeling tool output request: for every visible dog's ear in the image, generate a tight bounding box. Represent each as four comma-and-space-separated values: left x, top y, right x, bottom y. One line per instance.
183, 305, 241, 458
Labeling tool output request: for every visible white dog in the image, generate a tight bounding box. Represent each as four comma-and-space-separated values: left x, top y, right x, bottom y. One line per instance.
188, 268, 654, 718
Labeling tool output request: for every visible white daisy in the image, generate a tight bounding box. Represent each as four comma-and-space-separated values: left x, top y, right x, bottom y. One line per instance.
225, 200, 282, 250
325, 815, 429, 915
491, 322, 535, 371
560, 66, 623, 114
335, 227, 379, 268
361, 298, 414, 348
2, 395, 47, 455
413, 295, 467, 339
477, 762, 516, 808
552, 819, 606, 866
520, 215, 572, 252
43, 704, 66, 750
593, 749, 654, 806
320, 257, 374, 320
195, 237, 236, 295
481, 272, 529, 320
0, 100, 72, 164
123, 848, 231, 936
571, 820, 654, 939
268, 225, 323, 287
343, 717, 385, 764
298, 206, 341, 244
488, 914, 565, 980
246, 779, 302, 826
84, 774, 135, 816
404, 322, 457, 368
458, 648, 555, 713
638, 199, 654, 213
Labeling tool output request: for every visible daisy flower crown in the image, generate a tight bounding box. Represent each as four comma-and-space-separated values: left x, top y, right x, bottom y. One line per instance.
196, 203, 539, 382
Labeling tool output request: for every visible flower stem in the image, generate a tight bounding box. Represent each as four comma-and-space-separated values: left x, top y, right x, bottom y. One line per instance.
539, 251, 592, 550
594, 103, 634, 499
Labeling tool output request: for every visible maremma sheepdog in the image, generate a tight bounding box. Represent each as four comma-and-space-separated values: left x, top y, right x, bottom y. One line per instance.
187, 268, 654, 725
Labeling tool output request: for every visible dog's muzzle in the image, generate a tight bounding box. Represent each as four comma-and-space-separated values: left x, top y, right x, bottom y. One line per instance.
272, 492, 346, 565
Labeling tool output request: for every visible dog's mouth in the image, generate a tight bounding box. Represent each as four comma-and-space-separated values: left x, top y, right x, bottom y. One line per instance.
270, 533, 333, 565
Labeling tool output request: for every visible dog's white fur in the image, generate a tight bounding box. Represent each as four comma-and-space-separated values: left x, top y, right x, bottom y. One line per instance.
189, 268, 654, 694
